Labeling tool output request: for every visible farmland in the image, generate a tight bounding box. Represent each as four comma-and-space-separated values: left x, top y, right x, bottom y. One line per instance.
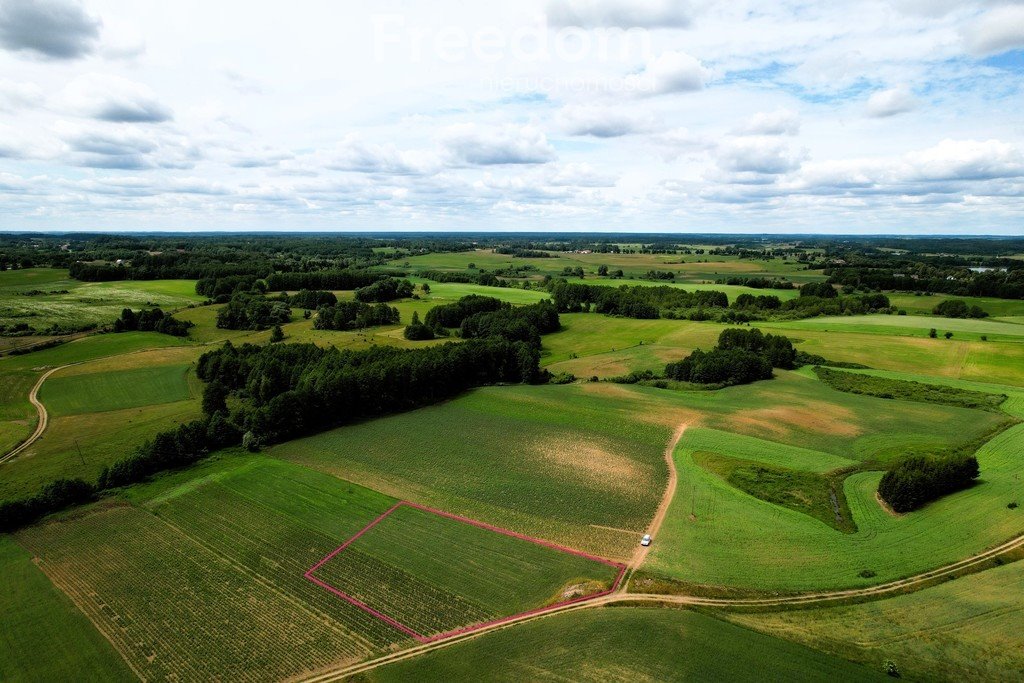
2, 235, 1024, 681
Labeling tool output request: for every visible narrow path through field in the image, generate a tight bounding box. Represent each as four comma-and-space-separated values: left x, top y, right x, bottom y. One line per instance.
628, 421, 686, 572
0, 365, 69, 465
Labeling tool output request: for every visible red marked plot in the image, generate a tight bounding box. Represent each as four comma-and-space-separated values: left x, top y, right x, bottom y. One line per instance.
304, 501, 625, 643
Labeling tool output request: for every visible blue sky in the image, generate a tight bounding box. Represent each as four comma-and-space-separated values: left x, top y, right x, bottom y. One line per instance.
0, 0, 1022, 234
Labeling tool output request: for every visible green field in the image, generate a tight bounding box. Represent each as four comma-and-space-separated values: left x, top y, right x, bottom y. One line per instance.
730, 560, 1024, 681
313, 504, 619, 637
0, 536, 135, 683
772, 313, 1024, 341
40, 364, 194, 416
360, 607, 881, 682
271, 383, 683, 559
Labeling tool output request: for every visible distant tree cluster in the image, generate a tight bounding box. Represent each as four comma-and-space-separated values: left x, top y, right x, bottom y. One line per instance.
799, 282, 838, 298
494, 247, 551, 258
932, 299, 988, 319
113, 308, 194, 337
403, 312, 435, 340
285, 289, 337, 309
717, 276, 794, 289
664, 328, 794, 386
216, 293, 292, 330
314, 301, 400, 330
459, 300, 560, 347
196, 274, 262, 300
354, 277, 414, 303
878, 454, 980, 513
424, 294, 506, 329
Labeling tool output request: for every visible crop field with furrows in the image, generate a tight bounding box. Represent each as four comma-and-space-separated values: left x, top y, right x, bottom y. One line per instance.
16, 458, 414, 681
360, 607, 881, 682
0, 536, 135, 683
271, 383, 682, 560
39, 364, 194, 416
649, 370, 1012, 464
641, 419, 1024, 592
728, 560, 1024, 681
311, 504, 620, 638
0, 268, 203, 331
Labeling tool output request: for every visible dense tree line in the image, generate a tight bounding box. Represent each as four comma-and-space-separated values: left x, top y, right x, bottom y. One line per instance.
314, 301, 400, 330
196, 274, 262, 300
778, 293, 891, 317
494, 247, 551, 258
197, 338, 542, 443
216, 293, 292, 330
933, 299, 988, 319
827, 264, 1024, 300
419, 270, 501, 287
354, 277, 414, 302
0, 478, 96, 532
664, 328, 794, 386
878, 454, 980, 512
113, 308, 194, 336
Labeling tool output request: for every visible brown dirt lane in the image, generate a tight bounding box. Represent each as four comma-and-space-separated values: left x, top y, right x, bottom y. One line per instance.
628, 422, 687, 572
0, 365, 69, 465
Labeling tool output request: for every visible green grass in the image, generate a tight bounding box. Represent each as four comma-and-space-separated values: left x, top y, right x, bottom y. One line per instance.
729, 560, 1024, 681
16, 456, 408, 680
271, 383, 683, 559
0, 268, 202, 332
0, 536, 135, 683
39, 364, 194, 416
313, 504, 619, 637
358, 607, 881, 682
887, 292, 1024, 318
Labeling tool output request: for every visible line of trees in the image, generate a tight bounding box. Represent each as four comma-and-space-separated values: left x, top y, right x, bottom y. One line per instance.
933, 299, 988, 319
878, 454, 981, 512
265, 269, 386, 292
550, 281, 728, 317
113, 308, 194, 337
284, 289, 337, 309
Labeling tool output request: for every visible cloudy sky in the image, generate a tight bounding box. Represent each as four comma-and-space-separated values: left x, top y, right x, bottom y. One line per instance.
0, 0, 1023, 233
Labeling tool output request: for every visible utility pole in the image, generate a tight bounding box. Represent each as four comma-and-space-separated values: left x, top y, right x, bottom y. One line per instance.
74, 439, 85, 466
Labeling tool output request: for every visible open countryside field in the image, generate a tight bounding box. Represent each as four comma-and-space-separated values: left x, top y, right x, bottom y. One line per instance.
39, 363, 194, 416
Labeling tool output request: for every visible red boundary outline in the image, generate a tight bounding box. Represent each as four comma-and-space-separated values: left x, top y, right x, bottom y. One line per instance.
304, 501, 626, 643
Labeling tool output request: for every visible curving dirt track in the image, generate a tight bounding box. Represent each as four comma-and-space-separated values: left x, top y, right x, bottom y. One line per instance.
0, 365, 69, 466
629, 422, 686, 571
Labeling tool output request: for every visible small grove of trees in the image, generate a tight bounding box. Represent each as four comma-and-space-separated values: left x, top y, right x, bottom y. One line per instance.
113, 308, 194, 336
664, 328, 795, 386
425, 295, 505, 329
878, 454, 980, 512
404, 312, 435, 340
314, 301, 400, 330
933, 299, 988, 319
216, 293, 292, 330
0, 478, 95, 532
264, 269, 384, 292
550, 281, 727, 317
354, 277, 414, 303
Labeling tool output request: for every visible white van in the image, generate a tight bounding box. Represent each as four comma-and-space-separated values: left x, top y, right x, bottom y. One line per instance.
641, 534, 652, 546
